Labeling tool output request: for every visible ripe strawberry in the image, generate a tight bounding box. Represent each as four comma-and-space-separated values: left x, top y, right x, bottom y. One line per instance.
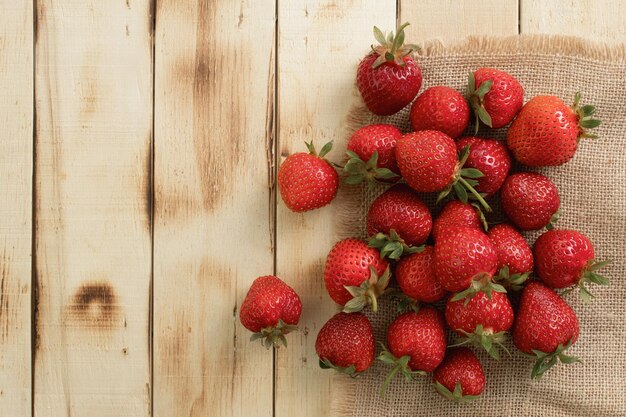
445, 291, 514, 359
316, 312, 375, 376
534, 229, 609, 301
378, 308, 447, 395
344, 124, 402, 184
433, 347, 485, 402
467, 68, 524, 130
278, 141, 338, 212
488, 223, 533, 290
500, 172, 560, 231
396, 246, 447, 304
324, 238, 390, 312
432, 200, 485, 242
409, 86, 470, 139
507, 93, 601, 166
240, 275, 302, 348
357, 23, 422, 116
455, 137, 512, 198
513, 282, 580, 378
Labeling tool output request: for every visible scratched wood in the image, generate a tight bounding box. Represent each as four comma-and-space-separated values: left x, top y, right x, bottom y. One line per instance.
34, 0, 153, 415
0, 1, 33, 415
152, 0, 276, 416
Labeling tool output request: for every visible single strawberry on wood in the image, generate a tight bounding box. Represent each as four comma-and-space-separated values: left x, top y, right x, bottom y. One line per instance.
488, 223, 533, 291
500, 172, 560, 231
467, 68, 524, 131
344, 124, 402, 184
433, 347, 485, 402
409, 86, 470, 139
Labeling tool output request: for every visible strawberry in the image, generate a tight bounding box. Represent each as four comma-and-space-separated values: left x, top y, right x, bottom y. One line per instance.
395, 246, 447, 304
467, 68, 524, 131
356, 23, 422, 116
240, 275, 302, 348
344, 124, 402, 184
432, 200, 485, 242
378, 308, 447, 395
488, 223, 533, 290
433, 347, 485, 402
324, 238, 390, 312
395, 131, 491, 211
513, 282, 580, 378
445, 291, 514, 359
500, 172, 560, 231
278, 141, 338, 212
316, 312, 375, 376
533, 229, 610, 302
409, 86, 470, 139
455, 137, 512, 198
507, 93, 601, 166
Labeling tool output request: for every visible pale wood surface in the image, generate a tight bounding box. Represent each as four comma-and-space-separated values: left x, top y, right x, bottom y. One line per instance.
34, 0, 153, 415
0, 1, 33, 415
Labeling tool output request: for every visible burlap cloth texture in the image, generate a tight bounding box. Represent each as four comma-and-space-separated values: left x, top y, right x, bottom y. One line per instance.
330, 35, 626, 417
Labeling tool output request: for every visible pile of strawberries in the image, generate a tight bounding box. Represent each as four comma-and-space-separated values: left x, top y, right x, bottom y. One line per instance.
239, 23, 610, 401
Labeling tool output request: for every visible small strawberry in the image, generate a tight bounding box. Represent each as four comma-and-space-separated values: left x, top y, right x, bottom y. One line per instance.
533, 229, 610, 302
324, 238, 390, 312
433, 347, 485, 402
513, 282, 580, 378
316, 312, 375, 376
446, 291, 514, 359
395, 246, 447, 304
344, 124, 402, 184
240, 275, 302, 348
488, 223, 533, 290
500, 172, 560, 231
467, 68, 524, 131
357, 23, 422, 116
378, 308, 447, 395
455, 137, 512, 198
432, 200, 486, 242
278, 141, 339, 212
507, 93, 601, 166
409, 86, 470, 139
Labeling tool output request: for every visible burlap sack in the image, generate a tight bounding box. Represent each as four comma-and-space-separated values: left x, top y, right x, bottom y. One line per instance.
331, 35, 626, 417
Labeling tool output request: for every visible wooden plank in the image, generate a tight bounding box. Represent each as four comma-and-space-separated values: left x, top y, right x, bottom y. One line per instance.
521, 0, 626, 43
0, 1, 33, 415
34, 0, 153, 415
152, 1, 276, 416
274, 2, 396, 417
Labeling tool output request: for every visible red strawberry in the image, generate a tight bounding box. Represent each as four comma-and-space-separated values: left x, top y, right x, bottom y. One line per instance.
488, 223, 533, 290
467, 68, 524, 130
409, 86, 470, 139
455, 137, 512, 198
500, 172, 560, 231
324, 238, 390, 312
278, 141, 338, 212
396, 246, 447, 304
345, 124, 402, 184
433, 347, 485, 401
533, 229, 609, 301
316, 312, 375, 376
445, 291, 514, 359
513, 282, 580, 378
507, 93, 601, 166
378, 308, 447, 394
356, 23, 422, 116
240, 275, 302, 348
432, 200, 485, 242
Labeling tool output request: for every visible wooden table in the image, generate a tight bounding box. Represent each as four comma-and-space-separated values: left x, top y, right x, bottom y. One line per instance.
0, 1, 624, 416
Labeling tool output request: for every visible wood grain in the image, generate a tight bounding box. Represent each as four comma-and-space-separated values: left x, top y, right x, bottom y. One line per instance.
152, 0, 276, 416
34, 0, 153, 415
0, 1, 33, 415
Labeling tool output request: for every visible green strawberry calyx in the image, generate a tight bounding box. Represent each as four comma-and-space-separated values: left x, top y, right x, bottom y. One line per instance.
467, 71, 494, 133
572, 92, 601, 139
434, 381, 480, 403
249, 319, 299, 349
450, 324, 511, 360
368, 229, 424, 261
377, 344, 426, 396
529, 338, 580, 379
305, 140, 333, 159
575, 259, 611, 303
343, 150, 399, 185
493, 265, 531, 292
343, 266, 391, 313
370, 22, 419, 69
318, 358, 359, 378
545, 209, 561, 230
450, 274, 507, 303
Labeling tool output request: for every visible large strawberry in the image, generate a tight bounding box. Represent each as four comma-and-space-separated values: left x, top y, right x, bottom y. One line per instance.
433, 347, 485, 402
356, 23, 422, 116
324, 238, 390, 312
500, 172, 560, 231
534, 229, 610, 301
409, 86, 470, 139
467, 68, 524, 131
432, 200, 486, 242
445, 291, 514, 359
488, 223, 533, 290
507, 93, 601, 166
378, 308, 447, 395
316, 312, 375, 376
455, 137, 512, 198
395, 246, 447, 304
278, 141, 338, 212
344, 124, 402, 184
240, 275, 302, 348
513, 282, 580, 378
